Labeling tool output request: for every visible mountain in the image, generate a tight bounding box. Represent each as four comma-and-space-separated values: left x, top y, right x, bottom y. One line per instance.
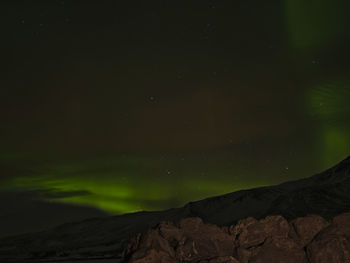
1, 156, 349, 262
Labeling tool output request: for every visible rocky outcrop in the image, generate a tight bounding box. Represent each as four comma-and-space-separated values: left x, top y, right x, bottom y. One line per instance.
306, 213, 350, 263
123, 217, 236, 263
122, 212, 350, 263
1, 156, 349, 262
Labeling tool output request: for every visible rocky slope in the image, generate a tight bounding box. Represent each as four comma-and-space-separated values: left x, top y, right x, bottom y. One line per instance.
122, 213, 350, 263
0, 156, 349, 262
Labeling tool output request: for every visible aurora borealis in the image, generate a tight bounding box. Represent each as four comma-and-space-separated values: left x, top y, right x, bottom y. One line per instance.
1, 0, 350, 236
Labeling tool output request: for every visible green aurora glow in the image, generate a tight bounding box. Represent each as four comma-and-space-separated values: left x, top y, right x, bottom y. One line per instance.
3, 81, 350, 215
307, 82, 350, 168
1, 1, 350, 219
285, 0, 347, 49
4, 155, 269, 214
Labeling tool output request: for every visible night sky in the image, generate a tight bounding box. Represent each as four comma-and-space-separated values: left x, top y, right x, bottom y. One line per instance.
1, 1, 350, 236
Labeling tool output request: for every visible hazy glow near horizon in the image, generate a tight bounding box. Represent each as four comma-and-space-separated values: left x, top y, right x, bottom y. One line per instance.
1, 0, 350, 216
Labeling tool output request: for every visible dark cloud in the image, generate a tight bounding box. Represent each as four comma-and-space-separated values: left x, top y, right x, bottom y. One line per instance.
0, 191, 108, 238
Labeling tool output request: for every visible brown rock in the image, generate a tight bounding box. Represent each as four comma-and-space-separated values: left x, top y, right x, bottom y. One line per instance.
208, 256, 240, 263
178, 217, 205, 236
221, 226, 229, 234
249, 236, 308, 263
306, 213, 350, 263
259, 216, 290, 238
122, 233, 142, 261
233, 215, 289, 248
122, 213, 350, 263
138, 229, 175, 258
289, 214, 329, 247
175, 237, 199, 262
332, 212, 350, 238
236, 247, 252, 263
175, 217, 235, 262
128, 248, 177, 263
229, 217, 257, 239
158, 221, 185, 247
307, 234, 350, 263
122, 229, 175, 262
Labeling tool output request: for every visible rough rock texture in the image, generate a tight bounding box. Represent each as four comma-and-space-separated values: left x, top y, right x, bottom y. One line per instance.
306, 213, 350, 263
288, 214, 330, 247
122, 213, 350, 263
123, 218, 235, 263
232, 215, 290, 249
1, 156, 350, 263
1, 156, 349, 262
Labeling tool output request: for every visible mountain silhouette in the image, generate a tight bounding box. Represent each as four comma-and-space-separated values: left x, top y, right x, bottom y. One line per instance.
1, 156, 349, 262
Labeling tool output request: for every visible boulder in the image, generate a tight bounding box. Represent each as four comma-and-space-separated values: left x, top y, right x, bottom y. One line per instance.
128, 248, 177, 263
248, 236, 308, 263
122, 229, 175, 261
332, 212, 350, 238
307, 213, 350, 263
208, 256, 240, 263
231, 215, 289, 248
158, 221, 185, 248
175, 217, 235, 262
288, 214, 329, 247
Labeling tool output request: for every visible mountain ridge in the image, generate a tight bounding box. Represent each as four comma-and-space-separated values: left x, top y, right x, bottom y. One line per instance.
1, 156, 349, 262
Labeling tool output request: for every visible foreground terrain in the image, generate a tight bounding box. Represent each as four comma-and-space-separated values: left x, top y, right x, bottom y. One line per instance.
122, 213, 350, 262
1, 156, 349, 262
